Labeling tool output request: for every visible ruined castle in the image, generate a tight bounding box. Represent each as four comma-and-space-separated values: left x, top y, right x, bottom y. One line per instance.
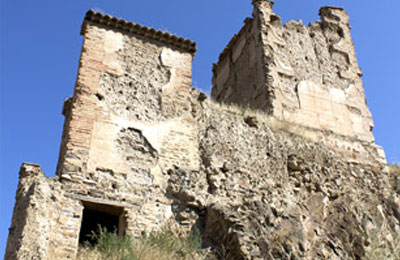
5, 1, 399, 259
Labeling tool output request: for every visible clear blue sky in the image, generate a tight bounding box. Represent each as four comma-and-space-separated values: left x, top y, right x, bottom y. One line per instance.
1, 0, 399, 255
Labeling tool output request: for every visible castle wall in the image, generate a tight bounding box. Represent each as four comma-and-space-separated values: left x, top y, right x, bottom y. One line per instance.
7, 13, 200, 258
5, 4, 397, 260
6, 99, 398, 259
57, 22, 197, 180
211, 0, 376, 145
5, 163, 83, 260
169, 101, 399, 259
211, 17, 271, 112
264, 6, 374, 143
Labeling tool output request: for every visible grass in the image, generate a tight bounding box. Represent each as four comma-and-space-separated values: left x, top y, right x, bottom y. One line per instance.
365, 228, 400, 260
76, 227, 207, 260
388, 163, 400, 173
387, 163, 400, 193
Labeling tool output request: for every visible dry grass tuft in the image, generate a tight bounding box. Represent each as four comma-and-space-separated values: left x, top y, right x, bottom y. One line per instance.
387, 164, 400, 193
75, 227, 208, 260
388, 164, 400, 174
365, 229, 400, 260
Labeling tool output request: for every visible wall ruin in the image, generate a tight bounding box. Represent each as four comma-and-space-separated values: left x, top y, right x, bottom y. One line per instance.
5, 2, 399, 260
211, 1, 383, 163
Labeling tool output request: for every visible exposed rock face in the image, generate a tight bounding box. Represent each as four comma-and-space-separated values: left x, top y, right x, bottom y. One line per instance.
168, 100, 400, 259
5, 3, 399, 260
115, 127, 159, 169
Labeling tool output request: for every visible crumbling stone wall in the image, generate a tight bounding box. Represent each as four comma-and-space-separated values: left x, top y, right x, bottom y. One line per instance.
54, 10, 199, 233
5, 4, 399, 260
5, 163, 83, 259
211, 17, 268, 112
6, 10, 201, 260
167, 97, 400, 259
7, 96, 399, 260
57, 17, 196, 179
211, 0, 378, 157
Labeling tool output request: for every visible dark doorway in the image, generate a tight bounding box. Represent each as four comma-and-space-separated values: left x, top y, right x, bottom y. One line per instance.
78, 202, 125, 245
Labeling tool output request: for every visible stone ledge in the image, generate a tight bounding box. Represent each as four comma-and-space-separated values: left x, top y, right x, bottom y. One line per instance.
66, 193, 132, 209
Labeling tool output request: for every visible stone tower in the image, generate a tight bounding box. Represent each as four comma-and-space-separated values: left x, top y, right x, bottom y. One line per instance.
211, 0, 384, 161
5, 10, 199, 259
57, 10, 197, 181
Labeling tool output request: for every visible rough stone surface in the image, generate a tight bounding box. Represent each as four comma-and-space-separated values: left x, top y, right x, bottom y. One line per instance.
5, 3, 399, 260
211, 1, 382, 163
175, 101, 400, 259
5, 163, 83, 259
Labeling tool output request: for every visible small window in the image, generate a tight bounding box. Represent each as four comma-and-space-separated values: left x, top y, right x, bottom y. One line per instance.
78, 201, 126, 245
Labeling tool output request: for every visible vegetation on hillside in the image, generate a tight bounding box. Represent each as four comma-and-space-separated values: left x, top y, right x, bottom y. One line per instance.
76, 227, 213, 260
366, 229, 400, 260
388, 163, 400, 193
